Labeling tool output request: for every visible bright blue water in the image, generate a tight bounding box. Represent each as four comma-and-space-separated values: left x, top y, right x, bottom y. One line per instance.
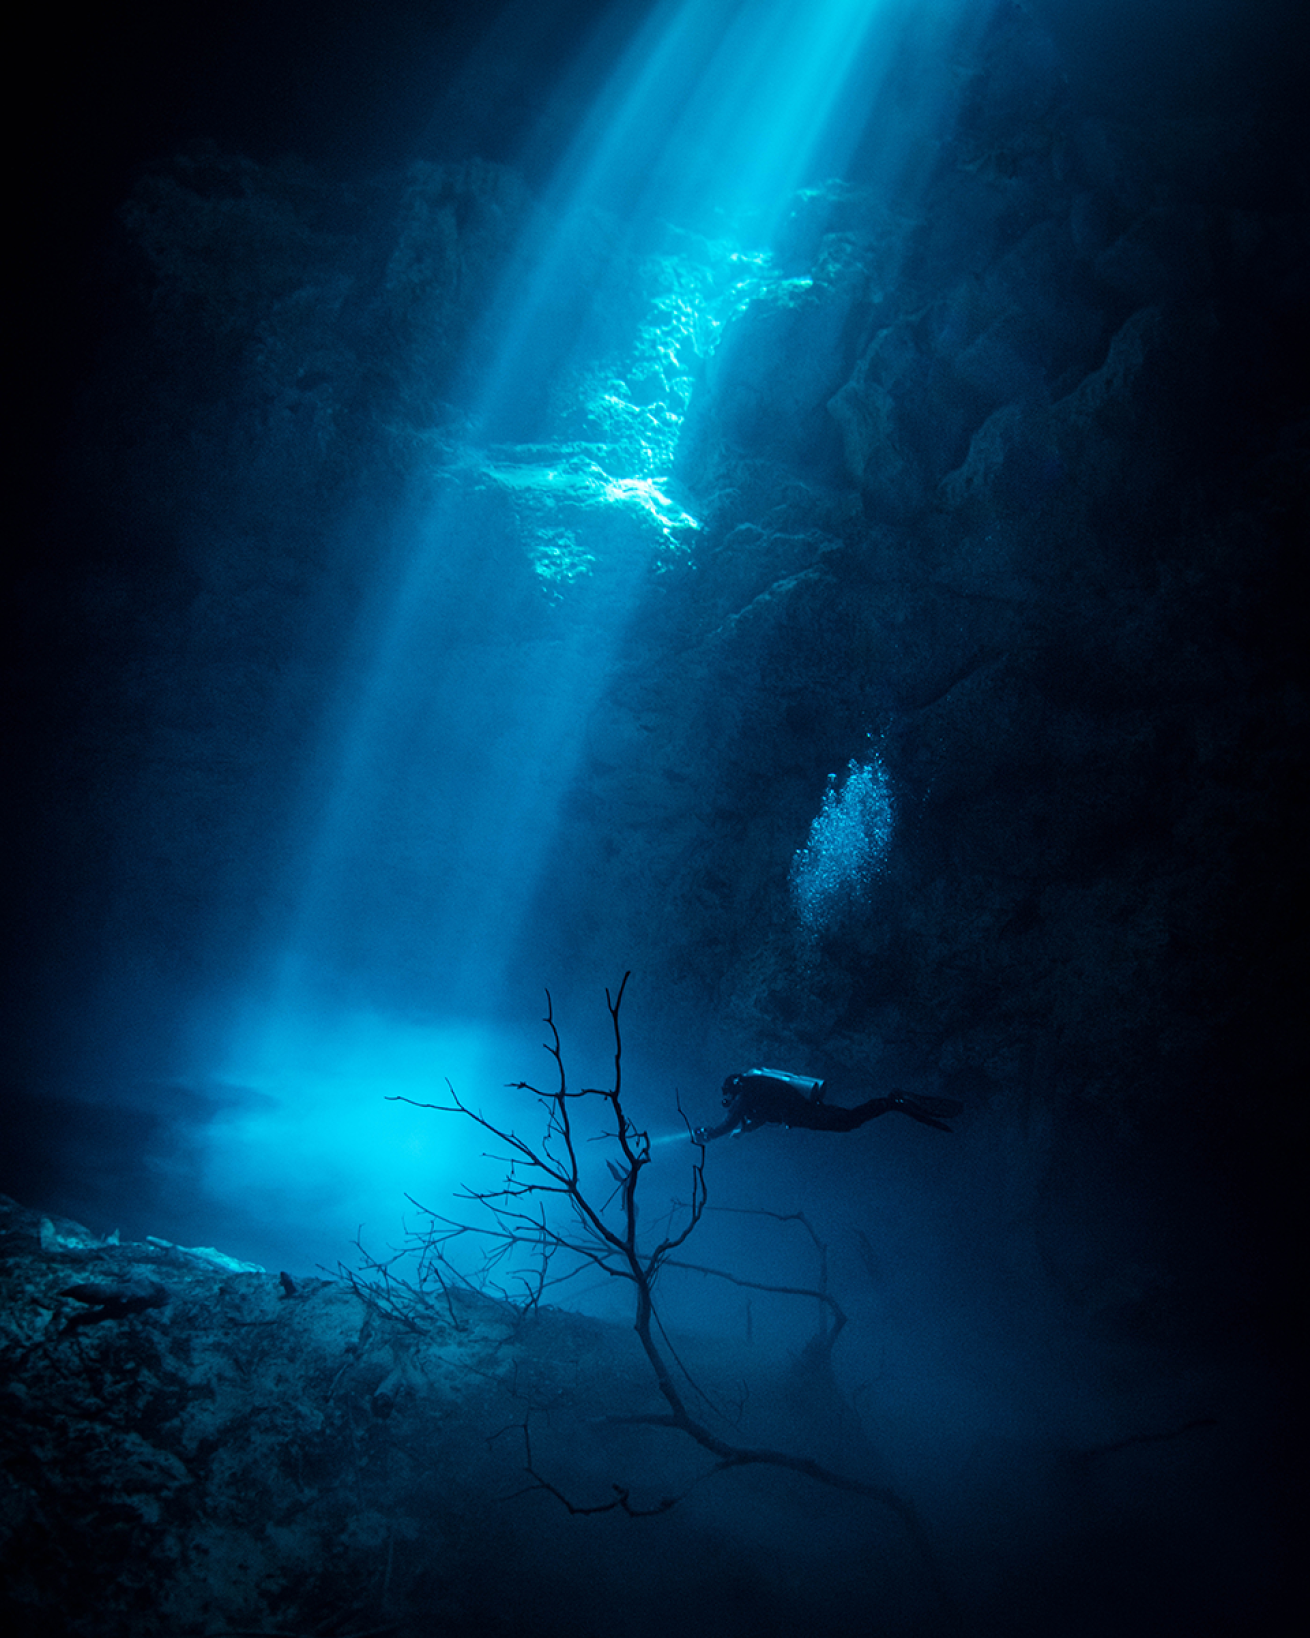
190, 0, 985, 1270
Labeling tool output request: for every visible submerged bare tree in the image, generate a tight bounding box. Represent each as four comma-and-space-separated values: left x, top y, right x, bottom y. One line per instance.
384, 972, 945, 1585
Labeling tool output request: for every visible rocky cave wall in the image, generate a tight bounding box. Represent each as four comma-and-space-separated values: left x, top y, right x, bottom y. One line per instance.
5, 1196, 933, 1638
6, 3, 1304, 1632
43, 5, 1304, 1149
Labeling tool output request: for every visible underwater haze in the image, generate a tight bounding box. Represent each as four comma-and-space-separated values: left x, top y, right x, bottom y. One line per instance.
7, 0, 1304, 1632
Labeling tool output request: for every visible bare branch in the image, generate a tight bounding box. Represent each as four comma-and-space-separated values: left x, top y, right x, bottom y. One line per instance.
359, 976, 947, 1609
672, 1204, 846, 1354
664, 1259, 846, 1342
494, 1416, 679, 1517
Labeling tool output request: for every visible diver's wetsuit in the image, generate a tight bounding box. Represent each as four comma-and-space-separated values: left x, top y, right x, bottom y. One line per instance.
693, 1069, 961, 1142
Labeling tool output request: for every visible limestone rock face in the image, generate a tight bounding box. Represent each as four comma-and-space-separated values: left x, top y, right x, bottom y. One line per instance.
0, 1196, 941, 1638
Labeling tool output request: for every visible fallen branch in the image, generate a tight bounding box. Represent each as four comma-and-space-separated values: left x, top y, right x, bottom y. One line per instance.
390, 980, 942, 1567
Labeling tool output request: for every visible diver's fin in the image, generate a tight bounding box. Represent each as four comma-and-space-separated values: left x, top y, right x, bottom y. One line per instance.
889, 1092, 964, 1131
912, 1095, 964, 1118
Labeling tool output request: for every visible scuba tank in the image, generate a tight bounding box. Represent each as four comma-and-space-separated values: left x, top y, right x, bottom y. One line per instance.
743, 1068, 826, 1101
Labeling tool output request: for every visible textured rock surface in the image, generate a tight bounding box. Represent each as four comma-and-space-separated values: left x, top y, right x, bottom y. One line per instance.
0, 1195, 949, 1638
6, 6, 1301, 1627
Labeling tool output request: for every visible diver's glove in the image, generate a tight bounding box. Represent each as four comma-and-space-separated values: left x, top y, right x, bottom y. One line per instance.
888, 1092, 964, 1132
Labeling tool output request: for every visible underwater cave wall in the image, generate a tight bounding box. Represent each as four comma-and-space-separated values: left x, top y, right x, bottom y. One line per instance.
24, 2, 1305, 1210
522, 1, 1306, 1150
3, 6, 1303, 1633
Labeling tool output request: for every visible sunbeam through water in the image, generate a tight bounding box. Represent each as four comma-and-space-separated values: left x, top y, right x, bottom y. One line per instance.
9, 0, 1302, 1627
195, 0, 993, 1265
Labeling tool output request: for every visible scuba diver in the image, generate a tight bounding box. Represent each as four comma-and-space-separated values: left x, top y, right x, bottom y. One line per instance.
693, 1069, 963, 1143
